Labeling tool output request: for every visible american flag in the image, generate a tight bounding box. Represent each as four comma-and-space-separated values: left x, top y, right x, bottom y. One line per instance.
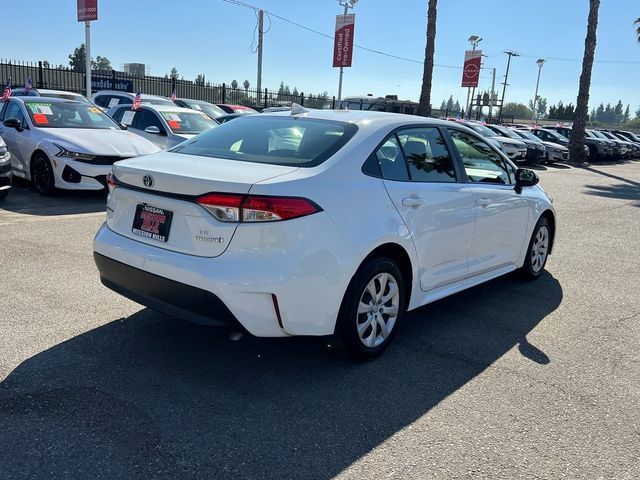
170, 88, 176, 102
132, 90, 141, 110
24, 76, 33, 93
1, 79, 11, 102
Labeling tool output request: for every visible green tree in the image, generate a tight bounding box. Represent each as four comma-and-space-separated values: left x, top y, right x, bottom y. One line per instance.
243, 80, 250, 91
68, 43, 88, 72
635, 106, 640, 119
623, 104, 630, 123
613, 100, 624, 123
42, 60, 50, 68
453, 99, 461, 112
446, 95, 454, 112
93, 55, 111, 70
418, 0, 438, 116
231, 80, 239, 90
170, 67, 179, 79
569, 0, 600, 164
528, 97, 548, 118
502, 102, 533, 118
195, 74, 205, 86
439, 100, 447, 111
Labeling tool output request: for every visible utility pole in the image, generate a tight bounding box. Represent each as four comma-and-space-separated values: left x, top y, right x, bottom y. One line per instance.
337, 0, 357, 104
498, 50, 519, 123
465, 35, 482, 118
488, 67, 496, 121
531, 58, 545, 124
256, 9, 264, 106
85, 21, 91, 98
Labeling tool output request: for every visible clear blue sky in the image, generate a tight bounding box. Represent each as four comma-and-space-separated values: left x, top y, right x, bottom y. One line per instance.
3, 0, 639, 112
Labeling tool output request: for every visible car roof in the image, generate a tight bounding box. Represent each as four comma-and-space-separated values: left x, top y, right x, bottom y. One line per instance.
93, 90, 169, 100
176, 98, 212, 104
9, 96, 86, 105
114, 104, 205, 114
261, 109, 470, 131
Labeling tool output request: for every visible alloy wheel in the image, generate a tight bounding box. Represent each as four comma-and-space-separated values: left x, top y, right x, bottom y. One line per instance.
356, 273, 400, 348
530, 226, 549, 273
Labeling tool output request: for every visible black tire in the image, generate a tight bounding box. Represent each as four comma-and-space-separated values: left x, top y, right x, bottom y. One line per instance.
519, 216, 551, 280
31, 151, 56, 196
336, 257, 406, 361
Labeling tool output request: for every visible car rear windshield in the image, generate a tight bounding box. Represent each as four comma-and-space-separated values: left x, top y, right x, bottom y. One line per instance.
169, 116, 358, 167
24, 100, 120, 129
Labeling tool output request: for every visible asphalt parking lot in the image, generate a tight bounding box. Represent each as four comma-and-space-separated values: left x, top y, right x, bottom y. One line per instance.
1, 161, 639, 480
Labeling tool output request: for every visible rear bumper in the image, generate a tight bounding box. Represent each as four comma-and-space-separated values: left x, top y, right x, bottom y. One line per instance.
93, 214, 358, 337
94, 252, 244, 329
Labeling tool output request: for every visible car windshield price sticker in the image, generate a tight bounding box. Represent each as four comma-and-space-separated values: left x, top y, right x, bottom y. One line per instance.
33, 114, 49, 125
132, 204, 173, 242
192, 104, 202, 110
108, 98, 120, 108
38, 105, 53, 115
167, 120, 180, 129
121, 111, 136, 125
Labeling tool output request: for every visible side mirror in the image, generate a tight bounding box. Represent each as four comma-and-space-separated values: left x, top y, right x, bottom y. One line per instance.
3, 118, 23, 132
515, 168, 539, 192
120, 122, 128, 130
144, 126, 161, 135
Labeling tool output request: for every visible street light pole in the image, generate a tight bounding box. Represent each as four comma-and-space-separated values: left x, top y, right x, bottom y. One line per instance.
531, 58, 545, 124
465, 35, 482, 118
498, 50, 519, 123
256, 9, 264, 106
337, 0, 357, 104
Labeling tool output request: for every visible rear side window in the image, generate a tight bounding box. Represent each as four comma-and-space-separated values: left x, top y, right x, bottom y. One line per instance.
396, 127, 457, 182
374, 136, 408, 181
170, 116, 358, 167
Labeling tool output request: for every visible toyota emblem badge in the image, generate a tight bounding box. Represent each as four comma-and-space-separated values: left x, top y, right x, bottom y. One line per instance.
143, 175, 154, 188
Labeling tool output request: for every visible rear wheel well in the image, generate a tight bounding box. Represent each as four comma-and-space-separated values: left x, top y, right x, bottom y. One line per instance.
540, 210, 556, 253
359, 243, 413, 308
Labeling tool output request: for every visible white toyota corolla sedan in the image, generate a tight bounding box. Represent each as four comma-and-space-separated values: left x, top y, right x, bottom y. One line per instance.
0, 97, 160, 195
93, 109, 556, 360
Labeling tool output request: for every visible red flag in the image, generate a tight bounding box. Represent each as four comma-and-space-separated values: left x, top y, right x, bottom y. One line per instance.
132, 91, 141, 110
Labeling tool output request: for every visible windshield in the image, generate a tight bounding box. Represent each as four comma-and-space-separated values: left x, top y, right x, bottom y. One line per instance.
590, 130, 608, 140
169, 116, 358, 167
545, 130, 569, 142
185, 102, 226, 119
491, 125, 521, 140
622, 131, 639, 142
24, 100, 120, 129
159, 110, 218, 134
513, 129, 541, 142
465, 123, 497, 137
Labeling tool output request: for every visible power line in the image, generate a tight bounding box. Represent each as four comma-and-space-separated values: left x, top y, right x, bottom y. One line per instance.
221, 0, 468, 69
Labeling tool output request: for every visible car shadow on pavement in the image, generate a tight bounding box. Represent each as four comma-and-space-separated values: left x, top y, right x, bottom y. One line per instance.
0, 179, 107, 216
0, 272, 562, 480
583, 166, 640, 206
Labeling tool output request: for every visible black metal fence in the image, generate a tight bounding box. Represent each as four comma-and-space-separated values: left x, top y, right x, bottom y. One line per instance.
0, 59, 337, 110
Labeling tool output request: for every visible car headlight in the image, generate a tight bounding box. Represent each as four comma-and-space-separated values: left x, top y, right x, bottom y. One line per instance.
54, 144, 96, 161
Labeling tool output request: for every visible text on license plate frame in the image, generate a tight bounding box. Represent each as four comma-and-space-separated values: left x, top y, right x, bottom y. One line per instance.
131, 203, 173, 242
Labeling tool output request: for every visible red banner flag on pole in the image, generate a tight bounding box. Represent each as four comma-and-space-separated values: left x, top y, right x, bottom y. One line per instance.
461, 49, 482, 87
77, 0, 98, 22
333, 14, 355, 68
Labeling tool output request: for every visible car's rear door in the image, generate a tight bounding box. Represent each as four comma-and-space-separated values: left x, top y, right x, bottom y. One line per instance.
0, 101, 32, 176
447, 128, 529, 275
377, 126, 476, 291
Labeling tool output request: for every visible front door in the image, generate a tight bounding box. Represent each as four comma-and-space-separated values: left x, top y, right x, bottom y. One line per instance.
377, 127, 476, 291
448, 128, 529, 275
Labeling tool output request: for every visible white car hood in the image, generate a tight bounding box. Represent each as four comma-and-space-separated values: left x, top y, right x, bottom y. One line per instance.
44, 129, 160, 156
542, 141, 568, 152
493, 136, 526, 148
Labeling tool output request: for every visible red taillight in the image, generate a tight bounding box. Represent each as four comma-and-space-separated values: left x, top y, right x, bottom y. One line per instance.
106, 172, 117, 194
197, 193, 320, 223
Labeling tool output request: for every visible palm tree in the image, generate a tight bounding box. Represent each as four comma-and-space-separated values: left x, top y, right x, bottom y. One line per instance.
418, 0, 438, 117
568, 0, 601, 165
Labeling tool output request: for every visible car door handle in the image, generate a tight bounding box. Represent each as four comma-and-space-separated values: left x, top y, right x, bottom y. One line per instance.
476, 197, 492, 207
402, 196, 425, 208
